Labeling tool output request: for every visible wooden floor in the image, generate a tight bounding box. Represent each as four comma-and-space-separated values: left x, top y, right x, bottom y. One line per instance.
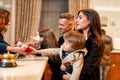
106, 52, 120, 80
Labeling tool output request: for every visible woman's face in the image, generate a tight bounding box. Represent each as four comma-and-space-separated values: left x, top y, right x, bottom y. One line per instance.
76, 12, 90, 30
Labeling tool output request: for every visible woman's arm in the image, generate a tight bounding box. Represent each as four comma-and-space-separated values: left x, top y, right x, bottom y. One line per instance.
7, 46, 25, 53
0, 43, 26, 54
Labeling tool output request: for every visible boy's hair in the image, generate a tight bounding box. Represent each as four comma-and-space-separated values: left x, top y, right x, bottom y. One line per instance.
63, 31, 85, 50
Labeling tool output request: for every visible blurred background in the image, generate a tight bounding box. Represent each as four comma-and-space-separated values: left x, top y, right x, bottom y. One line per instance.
0, 0, 120, 50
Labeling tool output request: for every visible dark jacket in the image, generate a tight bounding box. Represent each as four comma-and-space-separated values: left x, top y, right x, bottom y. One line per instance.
80, 35, 103, 80
0, 34, 8, 54
58, 36, 64, 47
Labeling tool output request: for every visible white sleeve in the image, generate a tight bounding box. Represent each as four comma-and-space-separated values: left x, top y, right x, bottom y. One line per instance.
70, 54, 84, 80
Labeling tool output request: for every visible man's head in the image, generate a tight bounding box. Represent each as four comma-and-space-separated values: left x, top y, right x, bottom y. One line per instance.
58, 13, 74, 34
101, 29, 106, 35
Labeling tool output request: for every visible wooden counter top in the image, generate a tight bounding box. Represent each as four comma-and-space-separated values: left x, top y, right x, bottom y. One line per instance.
0, 56, 48, 80
106, 51, 120, 80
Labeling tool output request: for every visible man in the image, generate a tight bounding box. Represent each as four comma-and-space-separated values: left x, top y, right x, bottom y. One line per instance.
51, 13, 74, 80
101, 29, 113, 50
100, 29, 113, 80
58, 13, 74, 47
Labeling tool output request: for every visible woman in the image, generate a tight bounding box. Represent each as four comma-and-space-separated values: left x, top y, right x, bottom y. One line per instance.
27, 28, 58, 49
39, 28, 58, 49
27, 28, 60, 79
76, 9, 105, 80
0, 8, 24, 54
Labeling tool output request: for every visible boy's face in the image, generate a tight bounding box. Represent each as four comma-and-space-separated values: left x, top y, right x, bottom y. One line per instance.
62, 40, 74, 52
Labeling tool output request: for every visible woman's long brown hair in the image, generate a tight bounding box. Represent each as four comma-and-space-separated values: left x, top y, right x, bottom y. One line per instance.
0, 8, 10, 35
77, 9, 105, 53
39, 28, 58, 48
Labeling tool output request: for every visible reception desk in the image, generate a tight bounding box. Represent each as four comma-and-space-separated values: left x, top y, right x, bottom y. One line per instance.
106, 50, 120, 80
0, 56, 48, 80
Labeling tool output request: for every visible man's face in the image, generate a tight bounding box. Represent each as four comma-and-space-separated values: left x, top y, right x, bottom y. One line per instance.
58, 19, 72, 34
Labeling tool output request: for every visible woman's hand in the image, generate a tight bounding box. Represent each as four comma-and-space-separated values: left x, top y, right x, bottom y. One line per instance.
60, 63, 66, 71
7, 46, 26, 54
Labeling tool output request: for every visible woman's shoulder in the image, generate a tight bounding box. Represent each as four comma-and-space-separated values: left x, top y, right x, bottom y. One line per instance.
0, 34, 9, 45
0, 43, 7, 54
86, 36, 96, 45
86, 35, 100, 51
0, 34, 3, 39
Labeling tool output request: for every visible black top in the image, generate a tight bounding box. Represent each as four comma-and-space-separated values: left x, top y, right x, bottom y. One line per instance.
0, 34, 8, 54
58, 36, 64, 47
80, 35, 103, 80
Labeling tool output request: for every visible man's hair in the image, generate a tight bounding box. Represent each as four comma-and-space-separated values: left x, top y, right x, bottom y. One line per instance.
63, 31, 85, 50
59, 13, 74, 21
101, 29, 106, 35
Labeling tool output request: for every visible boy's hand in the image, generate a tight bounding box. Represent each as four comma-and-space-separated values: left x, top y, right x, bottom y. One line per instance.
63, 73, 71, 80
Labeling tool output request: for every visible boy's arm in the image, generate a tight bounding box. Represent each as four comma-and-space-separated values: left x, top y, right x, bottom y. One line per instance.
33, 48, 60, 56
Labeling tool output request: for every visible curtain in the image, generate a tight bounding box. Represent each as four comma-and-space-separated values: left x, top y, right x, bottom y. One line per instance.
69, 0, 89, 19
15, 0, 42, 43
